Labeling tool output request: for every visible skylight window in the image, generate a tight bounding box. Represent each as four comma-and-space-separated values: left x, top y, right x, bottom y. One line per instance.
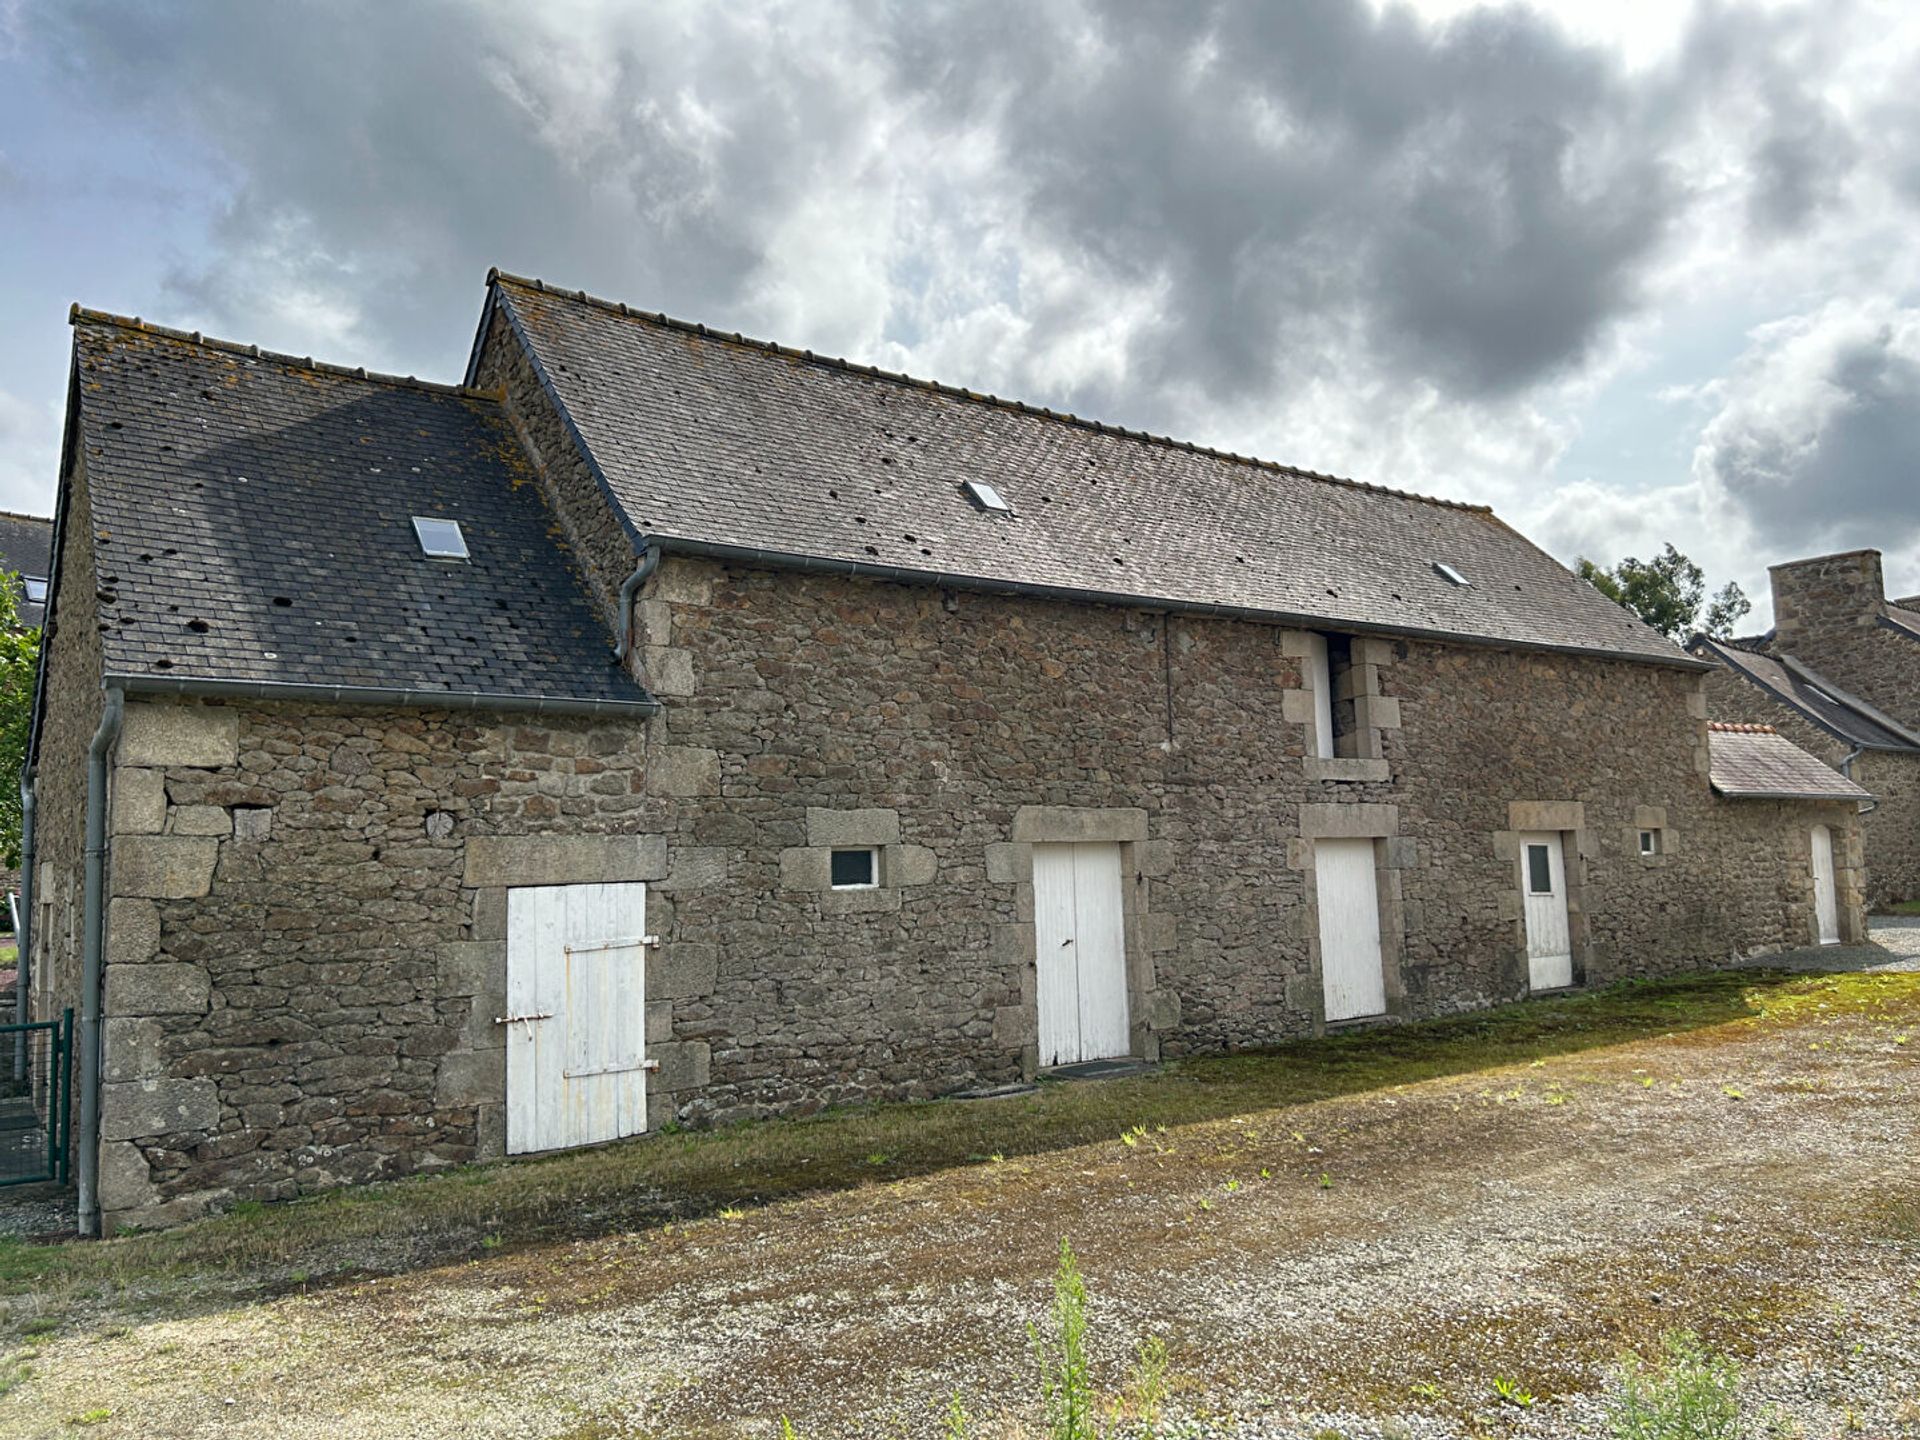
964, 479, 1012, 513
21, 576, 47, 604
412, 516, 469, 560
1432, 561, 1470, 587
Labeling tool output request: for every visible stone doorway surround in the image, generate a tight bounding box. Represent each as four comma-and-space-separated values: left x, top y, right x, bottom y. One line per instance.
984, 806, 1177, 1078
1290, 802, 1412, 1028
1495, 800, 1593, 993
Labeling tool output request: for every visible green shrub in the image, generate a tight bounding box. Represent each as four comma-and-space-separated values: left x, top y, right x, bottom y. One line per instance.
1607, 1330, 1743, 1440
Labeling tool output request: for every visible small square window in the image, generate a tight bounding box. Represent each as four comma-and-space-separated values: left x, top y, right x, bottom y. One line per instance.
1525, 844, 1553, 895
412, 516, 470, 560
21, 576, 47, 604
829, 848, 879, 889
1640, 829, 1662, 856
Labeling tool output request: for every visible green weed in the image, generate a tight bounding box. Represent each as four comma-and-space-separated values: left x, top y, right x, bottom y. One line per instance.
1606, 1330, 1742, 1440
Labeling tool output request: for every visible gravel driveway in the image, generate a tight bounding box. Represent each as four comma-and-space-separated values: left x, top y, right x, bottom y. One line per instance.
4, 963, 1916, 1439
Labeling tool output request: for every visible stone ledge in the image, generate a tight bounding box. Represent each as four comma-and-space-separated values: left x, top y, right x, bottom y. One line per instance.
1011, 806, 1148, 844
1304, 756, 1391, 784
118, 703, 239, 768
464, 833, 667, 888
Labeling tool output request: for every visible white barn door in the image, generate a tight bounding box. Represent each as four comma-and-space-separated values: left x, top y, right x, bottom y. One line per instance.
1811, 825, 1839, 945
1518, 832, 1573, 990
1316, 838, 1386, 1021
506, 882, 650, 1155
1033, 842, 1130, 1066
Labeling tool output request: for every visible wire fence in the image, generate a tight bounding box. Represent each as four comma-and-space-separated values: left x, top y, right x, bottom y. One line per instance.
0, 1009, 72, 1187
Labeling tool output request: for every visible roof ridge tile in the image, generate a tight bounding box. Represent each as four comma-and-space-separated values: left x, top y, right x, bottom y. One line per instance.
69, 304, 480, 400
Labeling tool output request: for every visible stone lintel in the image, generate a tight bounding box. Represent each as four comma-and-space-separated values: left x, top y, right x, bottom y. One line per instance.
1010, 806, 1148, 844
1508, 800, 1585, 834
1299, 803, 1398, 840
463, 833, 667, 888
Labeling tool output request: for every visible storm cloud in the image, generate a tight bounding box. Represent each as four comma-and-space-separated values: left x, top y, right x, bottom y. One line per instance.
4, 0, 1915, 596
1699, 302, 1920, 554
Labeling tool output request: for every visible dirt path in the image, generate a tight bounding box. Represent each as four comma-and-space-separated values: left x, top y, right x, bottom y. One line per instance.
5, 979, 1916, 1439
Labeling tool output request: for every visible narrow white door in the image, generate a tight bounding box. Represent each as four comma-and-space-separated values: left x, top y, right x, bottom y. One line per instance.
1811, 825, 1839, 945
1518, 831, 1573, 990
506, 882, 650, 1155
1316, 838, 1386, 1021
1033, 842, 1130, 1066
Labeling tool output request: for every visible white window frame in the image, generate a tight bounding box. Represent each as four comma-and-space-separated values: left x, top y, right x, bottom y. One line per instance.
828, 847, 881, 891
1639, 829, 1661, 856
411, 515, 471, 560
1525, 842, 1555, 895
21, 576, 47, 604
1306, 633, 1335, 760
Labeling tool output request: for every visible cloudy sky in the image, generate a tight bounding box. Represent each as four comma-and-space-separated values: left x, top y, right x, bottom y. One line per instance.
3, 0, 1918, 623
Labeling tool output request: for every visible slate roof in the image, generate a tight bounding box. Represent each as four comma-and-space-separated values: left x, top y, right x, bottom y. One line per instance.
1689, 636, 1920, 752
478, 273, 1697, 668
1706, 723, 1873, 801
0, 511, 53, 627
66, 311, 654, 712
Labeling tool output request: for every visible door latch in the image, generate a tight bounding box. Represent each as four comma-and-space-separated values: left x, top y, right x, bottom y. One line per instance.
493, 1011, 553, 1026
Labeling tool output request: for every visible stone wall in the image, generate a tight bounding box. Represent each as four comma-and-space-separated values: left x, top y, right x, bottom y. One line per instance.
28, 450, 103, 1043
91, 700, 702, 1229
471, 297, 638, 634
81, 558, 1866, 1229
1768, 550, 1920, 730
1701, 661, 1920, 909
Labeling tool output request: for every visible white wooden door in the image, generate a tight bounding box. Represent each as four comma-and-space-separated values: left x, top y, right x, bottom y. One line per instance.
506, 882, 650, 1155
1316, 838, 1386, 1021
1811, 825, 1839, 945
1518, 831, 1573, 990
1033, 842, 1130, 1066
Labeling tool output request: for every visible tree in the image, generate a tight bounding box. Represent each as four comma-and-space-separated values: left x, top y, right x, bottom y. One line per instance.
0, 572, 42, 869
1576, 543, 1751, 641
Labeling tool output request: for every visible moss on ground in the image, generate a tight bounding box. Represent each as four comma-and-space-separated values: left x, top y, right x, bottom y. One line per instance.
1, 967, 1913, 1340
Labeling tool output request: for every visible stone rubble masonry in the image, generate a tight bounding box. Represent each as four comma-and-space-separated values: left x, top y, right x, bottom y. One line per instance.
1770, 550, 1920, 732
1700, 661, 1920, 908
50, 549, 1869, 1232
83, 699, 671, 1231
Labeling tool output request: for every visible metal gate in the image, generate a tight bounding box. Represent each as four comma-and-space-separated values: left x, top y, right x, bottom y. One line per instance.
0, 1009, 72, 1187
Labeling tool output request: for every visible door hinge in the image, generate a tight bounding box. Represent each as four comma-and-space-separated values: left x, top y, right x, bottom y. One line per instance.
493, 1011, 553, 1026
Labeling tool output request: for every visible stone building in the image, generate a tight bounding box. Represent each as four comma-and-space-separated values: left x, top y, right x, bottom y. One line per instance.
25, 274, 1869, 1233
1689, 549, 1920, 908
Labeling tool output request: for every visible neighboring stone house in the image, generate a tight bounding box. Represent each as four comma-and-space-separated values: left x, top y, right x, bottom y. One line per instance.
26, 275, 1869, 1233
1689, 549, 1920, 908
0, 511, 53, 630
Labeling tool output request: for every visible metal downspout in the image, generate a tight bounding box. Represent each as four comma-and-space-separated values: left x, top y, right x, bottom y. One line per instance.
13, 768, 32, 1080
611, 544, 662, 664
1840, 746, 1877, 814
77, 687, 123, 1237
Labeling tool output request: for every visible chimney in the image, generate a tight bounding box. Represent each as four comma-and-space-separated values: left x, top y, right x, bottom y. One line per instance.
1769, 549, 1885, 655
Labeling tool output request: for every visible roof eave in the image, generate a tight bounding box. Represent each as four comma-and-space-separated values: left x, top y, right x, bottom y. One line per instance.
107, 672, 660, 718
639, 533, 1711, 671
